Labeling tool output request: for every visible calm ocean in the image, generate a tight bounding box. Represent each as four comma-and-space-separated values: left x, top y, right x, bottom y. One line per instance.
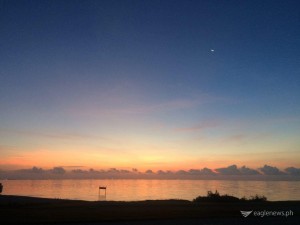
1, 179, 299, 201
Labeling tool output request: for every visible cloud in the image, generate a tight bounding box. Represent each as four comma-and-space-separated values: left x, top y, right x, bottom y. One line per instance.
71, 169, 87, 174
176, 170, 188, 175
175, 120, 219, 132
240, 166, 260, 175
215, 165, 240, 175
17, 166, 45, 174
70, 94, 220, 117
187, 168, 216, 175
145, 169, 154, 174
157, 170, 173, 175
132, 168, 139, 173
108, 98, 207, 115
285, 167, 300, 176
259, 165, 285, 175
31, 166, 45, 173
216, 165, 260, 175
0, 128, 100, 140
187, 169, 202, 175
157, 170, 166, 175
51, 167, 66, 174
222, 134, 246, 143
200, 167, 216, 175
1, 165, 299, 180
107, 168, 119, 173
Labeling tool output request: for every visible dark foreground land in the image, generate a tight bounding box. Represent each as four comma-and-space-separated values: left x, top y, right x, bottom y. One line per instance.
0, 195, 299, 225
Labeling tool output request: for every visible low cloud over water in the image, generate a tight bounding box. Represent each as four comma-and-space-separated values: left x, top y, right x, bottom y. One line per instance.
1, 164, 300, 180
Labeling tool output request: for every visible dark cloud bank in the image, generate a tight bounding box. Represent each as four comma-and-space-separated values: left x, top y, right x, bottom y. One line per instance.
1, 165, 300, 180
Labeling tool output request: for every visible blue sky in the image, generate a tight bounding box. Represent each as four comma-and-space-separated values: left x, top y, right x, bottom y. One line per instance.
0, 0, 300, 170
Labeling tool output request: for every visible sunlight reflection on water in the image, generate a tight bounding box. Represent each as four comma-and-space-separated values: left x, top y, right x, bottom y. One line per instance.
1, 179, 300, 201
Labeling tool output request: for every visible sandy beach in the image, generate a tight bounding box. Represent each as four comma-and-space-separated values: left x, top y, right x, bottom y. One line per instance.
0, 195, 299, 224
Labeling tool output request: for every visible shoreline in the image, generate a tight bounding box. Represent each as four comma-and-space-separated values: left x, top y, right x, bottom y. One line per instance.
1, 194, 300, 203
0, 195, 299, 224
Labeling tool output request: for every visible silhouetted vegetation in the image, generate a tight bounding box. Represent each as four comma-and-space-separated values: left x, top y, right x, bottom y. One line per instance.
248, 194, 267, 202
193, 190, 267, 202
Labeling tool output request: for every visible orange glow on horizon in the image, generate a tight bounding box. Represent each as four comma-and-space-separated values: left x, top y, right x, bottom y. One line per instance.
1, 148, 299, 172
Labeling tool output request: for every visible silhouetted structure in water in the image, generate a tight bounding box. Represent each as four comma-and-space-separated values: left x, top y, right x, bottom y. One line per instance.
0, 183, 3, 194
98, 186, 106, 200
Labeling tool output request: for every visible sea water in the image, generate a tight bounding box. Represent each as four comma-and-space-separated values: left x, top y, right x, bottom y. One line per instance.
1, 179, 299, 201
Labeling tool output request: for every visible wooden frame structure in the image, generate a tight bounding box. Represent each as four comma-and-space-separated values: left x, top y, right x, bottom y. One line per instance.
98, 186, 106, 200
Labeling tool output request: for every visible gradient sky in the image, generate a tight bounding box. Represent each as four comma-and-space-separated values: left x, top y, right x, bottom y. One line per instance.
1, 0, 300, 171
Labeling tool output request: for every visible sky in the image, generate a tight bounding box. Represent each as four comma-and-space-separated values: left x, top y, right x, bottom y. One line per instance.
0, 0, 300, 171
